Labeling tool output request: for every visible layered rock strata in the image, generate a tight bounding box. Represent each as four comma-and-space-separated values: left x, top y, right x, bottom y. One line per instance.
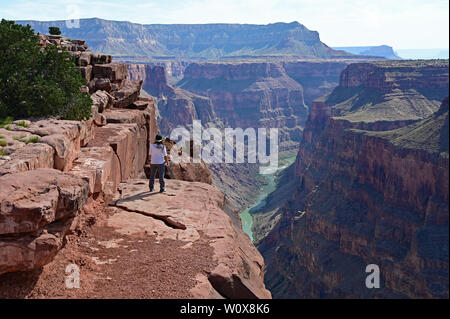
258, 61, 449, 299
0, 37, 157, 275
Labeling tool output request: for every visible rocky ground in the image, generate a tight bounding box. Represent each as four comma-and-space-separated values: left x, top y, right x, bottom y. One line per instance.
0, 192, 215, 299
0, 179, 271, 299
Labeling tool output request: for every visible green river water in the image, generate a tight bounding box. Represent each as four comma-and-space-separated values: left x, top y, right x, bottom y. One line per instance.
239, 154, 298, 242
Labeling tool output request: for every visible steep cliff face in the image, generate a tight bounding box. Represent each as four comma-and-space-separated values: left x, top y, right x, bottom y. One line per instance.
128, 64, 217, 134
178, 62, 309, 146
258, 61, 449, 299
328, 60, 449, 124
121, 59, 190, 83
282, 61, 350, 107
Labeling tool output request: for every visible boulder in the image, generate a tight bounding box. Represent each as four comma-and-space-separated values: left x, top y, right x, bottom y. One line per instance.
39, 134, 79, 172
77, 51, 92, 67
70, 146, 121, 196
78, 65, 93, 83
92, 54, 113, 65
103, 108, 150, 126
0, 169, 89, 275
94, 78, 112, 92
92, 63, 127, 82
91, 105, 107, 126
112, 79, 143, 108
71, 39, 86, 46
91, 90, 114, 112
0, 143, 55, 176
131, 97, 154, 110
0, 169, 88, 236
80, 118, 95, 147
80, 85, 90, 94
166, 161, 212, 185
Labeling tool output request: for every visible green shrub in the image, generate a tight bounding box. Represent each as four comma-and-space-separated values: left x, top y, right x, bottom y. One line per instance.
0, 20, 92, 121
0, 135, 5, 139
25, 136, 39, 144
13, 134, 26, 141
49, 26, 61, 35
0, 140, 7, 147
0, 149, 8, 156
0, 117, 13, 128
16, 120, 29, 128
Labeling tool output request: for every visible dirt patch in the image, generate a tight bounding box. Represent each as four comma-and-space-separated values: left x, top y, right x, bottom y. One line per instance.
0, 197, 217, 299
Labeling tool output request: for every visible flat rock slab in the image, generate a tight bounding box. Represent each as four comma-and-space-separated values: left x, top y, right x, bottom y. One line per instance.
70, 146, 121, 196
108, 179, 271, 299
0, 143, 55, 176
6, 119, 94, 171
0, 169, 89, 236
0, 169, 89, 275
103, 108, 150, 125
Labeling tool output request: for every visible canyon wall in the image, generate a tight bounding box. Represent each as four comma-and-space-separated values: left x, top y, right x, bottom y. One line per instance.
129, 60, 356, 147
128, 63, 217, 134
257, 60, 449, 298
178, 62, 309, 147
281, 61, 350, 107
19, 19, 357, 59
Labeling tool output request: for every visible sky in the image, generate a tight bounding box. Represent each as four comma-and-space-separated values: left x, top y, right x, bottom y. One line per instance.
0, 0, 448, 50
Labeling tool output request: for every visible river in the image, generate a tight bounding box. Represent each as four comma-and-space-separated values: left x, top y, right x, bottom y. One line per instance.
239, 154, 298, 242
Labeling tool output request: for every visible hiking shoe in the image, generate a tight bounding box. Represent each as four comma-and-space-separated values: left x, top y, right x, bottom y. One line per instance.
160, 189, 166, 193
149, 187, 154, 192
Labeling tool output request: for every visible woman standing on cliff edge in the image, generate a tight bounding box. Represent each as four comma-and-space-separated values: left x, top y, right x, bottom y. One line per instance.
148, 134, 169, 193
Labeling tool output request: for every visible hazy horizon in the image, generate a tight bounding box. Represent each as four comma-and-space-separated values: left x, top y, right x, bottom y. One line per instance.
0, 0, 448, 51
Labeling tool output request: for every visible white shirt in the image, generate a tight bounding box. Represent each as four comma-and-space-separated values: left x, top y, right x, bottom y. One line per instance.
149, 144, 167, 164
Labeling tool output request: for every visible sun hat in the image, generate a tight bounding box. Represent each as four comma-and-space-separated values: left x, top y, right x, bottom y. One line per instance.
155, 134, 163, 143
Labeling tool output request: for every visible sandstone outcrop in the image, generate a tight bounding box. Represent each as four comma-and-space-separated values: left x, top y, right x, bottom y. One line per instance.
0, 37, 159, 275
163, 139, 212, 185
0, 169, 89, 275
257, 61, 449, 299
